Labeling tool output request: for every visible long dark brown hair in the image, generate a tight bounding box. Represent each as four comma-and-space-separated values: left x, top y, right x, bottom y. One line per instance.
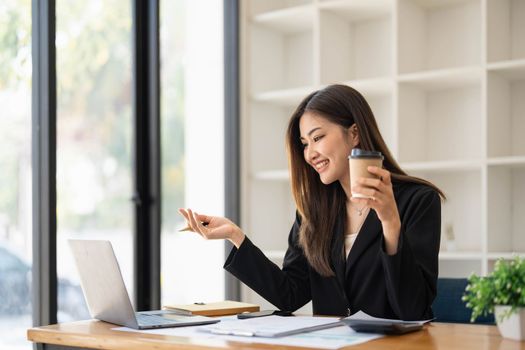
286, 84, 445, 277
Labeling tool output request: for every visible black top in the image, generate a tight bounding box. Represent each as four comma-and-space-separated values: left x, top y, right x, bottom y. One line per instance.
224, 182, 441, 320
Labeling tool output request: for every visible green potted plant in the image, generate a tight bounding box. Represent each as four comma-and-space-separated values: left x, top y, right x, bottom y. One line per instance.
462, 256, 525, 341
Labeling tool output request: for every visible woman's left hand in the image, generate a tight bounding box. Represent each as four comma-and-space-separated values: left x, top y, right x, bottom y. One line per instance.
351, 166, 401, 254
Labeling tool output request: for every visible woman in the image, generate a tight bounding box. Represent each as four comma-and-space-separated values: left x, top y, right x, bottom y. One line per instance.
179, 84, 444, 320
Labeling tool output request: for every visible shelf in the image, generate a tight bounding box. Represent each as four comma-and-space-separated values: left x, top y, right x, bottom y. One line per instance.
252, 86, 315, 107
319, 0, 391, 21
248, 0, 312, 17
487, 59, 525, 79
439, 259, 481, 278
397, 66, 481, 90
487, 0, 525, 63
487, 157, 525, 167
401, 160, 481, 172
487, 252, 525, 260
401, 0, 474, 7
252, 77, 393, 106
439, 252, 482, 260
398, 0, 480, 74
252, 4, 315, 34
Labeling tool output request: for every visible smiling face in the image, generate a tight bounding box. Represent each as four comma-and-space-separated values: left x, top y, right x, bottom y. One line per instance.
299, 112, 359, 185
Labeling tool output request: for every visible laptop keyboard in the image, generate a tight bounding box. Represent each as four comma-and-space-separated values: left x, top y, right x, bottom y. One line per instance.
137, 313, 178, 326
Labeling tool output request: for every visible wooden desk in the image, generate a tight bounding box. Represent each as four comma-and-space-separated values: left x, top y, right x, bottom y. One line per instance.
28, 320, 525, 350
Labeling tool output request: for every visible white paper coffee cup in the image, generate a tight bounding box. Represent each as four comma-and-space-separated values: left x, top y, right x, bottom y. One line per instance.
349, 149, 384, 198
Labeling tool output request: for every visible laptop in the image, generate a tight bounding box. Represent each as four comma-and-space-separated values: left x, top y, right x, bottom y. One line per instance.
69, 239, 220, 329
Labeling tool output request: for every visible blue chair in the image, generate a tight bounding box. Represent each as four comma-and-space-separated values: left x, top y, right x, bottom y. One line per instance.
432, 278, 495, 324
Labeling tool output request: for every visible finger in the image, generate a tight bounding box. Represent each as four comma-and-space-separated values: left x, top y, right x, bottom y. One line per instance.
187, 208, 203, 235
193, 211, 211, 233
177, 209, 193, 231
352, 186, 387, 203
192, 212, 211, 229
178, 208, 189, 220
356, 177, 384, 190
195, 212, 213, 224
367, 166, 391, 184
352, 185, 378, 199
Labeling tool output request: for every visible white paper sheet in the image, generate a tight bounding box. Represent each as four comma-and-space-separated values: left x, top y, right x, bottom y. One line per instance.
114, 315, 383, 349
200, 315, 341, 337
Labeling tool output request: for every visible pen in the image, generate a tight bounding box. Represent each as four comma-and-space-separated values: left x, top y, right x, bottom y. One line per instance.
178, 222, 209, 232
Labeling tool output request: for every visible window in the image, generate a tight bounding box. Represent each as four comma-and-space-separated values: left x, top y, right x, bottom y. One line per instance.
55, 0, 133, 322
160, 0, 225, 305
0, 1, 32, 348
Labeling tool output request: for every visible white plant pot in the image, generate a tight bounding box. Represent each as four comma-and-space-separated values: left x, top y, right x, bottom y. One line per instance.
494, 306, 525, 341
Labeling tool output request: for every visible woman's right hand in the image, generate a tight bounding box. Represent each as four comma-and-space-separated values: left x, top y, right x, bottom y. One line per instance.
178, 208, 246, 248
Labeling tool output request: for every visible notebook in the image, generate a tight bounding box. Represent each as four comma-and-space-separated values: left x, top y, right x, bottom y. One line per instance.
163, 300, 259, 316
69, 239, 220, 329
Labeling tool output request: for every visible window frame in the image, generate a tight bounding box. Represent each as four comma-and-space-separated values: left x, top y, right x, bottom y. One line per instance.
224, 0, 240, 301
32, 0, 58, 327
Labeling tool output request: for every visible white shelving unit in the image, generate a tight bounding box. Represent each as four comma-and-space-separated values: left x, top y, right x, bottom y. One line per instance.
239, 0, 525, 309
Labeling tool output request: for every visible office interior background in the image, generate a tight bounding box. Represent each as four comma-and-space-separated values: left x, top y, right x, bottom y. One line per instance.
1, 0, 524, 348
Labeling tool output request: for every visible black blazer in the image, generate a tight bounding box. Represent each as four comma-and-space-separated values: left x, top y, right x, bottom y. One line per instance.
224, 181, 441, 320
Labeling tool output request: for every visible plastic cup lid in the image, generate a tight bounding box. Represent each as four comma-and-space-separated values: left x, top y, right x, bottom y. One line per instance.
348, 148, 384, 159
